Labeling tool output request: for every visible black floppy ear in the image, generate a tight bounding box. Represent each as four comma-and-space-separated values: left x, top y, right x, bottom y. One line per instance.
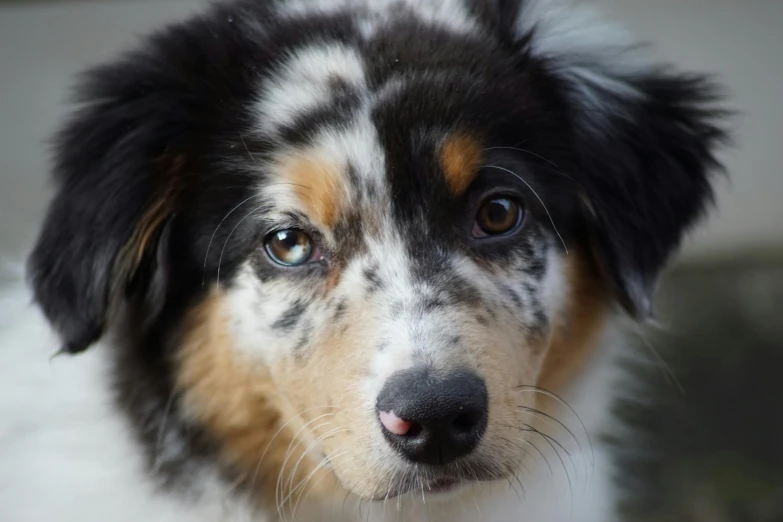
27, 57, 191, 354
572, 72, 729, 318
504, 0, 729, 318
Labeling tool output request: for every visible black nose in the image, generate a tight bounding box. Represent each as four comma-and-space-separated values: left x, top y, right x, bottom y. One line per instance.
376, 369, 488, 465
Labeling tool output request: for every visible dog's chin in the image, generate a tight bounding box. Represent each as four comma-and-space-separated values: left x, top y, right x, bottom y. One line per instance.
358, 465, 510, 502
371, 477, 464, 502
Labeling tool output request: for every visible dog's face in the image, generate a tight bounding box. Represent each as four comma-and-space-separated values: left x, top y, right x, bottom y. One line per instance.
174, 49, 594, 499
28, 0, 726, 508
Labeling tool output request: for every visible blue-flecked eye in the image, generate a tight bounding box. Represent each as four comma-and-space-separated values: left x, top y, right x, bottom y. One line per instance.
264, 229, 317, 266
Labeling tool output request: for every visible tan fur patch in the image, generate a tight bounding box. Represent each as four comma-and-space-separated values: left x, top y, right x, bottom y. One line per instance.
538, 251, 610, 391
175, 293, 338, 507
439, 132, 483, 196
116, 155, 186, 283
273, 151, 347, 228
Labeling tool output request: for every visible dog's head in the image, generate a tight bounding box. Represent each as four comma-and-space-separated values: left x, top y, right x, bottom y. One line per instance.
28, 0, 727, 508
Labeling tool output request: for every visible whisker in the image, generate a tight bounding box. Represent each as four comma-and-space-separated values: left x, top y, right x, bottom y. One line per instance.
250, 405, 337, 488
276, 413, 335, 518
481, 146, 559, 168
215, 204, 265, 288
239, 134, 260, 167
512, 469, 527, 500
514, 436, 553, 476
452, 460, 469, 513
531, 426, 574, 461
471, 487, 482, 516
357, 486, 365, 520
517, 405, 588, 477
396, 468, 407, 512
505, 467, 525, 505
417, 464, 426, 504
202, 195, 257, 289
515, 385, 594, 467
202, 179, 315, 290
483, 164, 568, 254
285, 447, 349, 518
523, 423, 574, 511
637, 329, 685, 394
152, 389, 177, 472
517, 406, 579, 445
282, 423, 342, 513
341, 480, 355, 518
382, 467, 397, 510
304, 451, 356, 515
284, 425, 349, 503
497, 435, 534, 476
481, 146, 581, 185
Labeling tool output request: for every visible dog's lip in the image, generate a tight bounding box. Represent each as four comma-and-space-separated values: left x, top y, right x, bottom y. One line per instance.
381, 477, 462, 500
424, 477, 461, 493
371, 463, 505, 500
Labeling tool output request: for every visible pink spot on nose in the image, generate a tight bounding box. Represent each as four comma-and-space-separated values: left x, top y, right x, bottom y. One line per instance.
379, 410, 413, 436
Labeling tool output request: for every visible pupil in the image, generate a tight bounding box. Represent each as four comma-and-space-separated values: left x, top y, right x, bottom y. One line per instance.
278, 230, 298, 247
487, 199, 510, 223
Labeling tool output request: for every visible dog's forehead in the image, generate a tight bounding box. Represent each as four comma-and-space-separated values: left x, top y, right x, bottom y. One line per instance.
253, 42, 490, 239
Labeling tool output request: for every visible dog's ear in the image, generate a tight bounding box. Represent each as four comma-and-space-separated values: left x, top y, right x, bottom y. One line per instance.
27, 55, 193, 354
572, 73, 728, 318
507, 0, 729, 318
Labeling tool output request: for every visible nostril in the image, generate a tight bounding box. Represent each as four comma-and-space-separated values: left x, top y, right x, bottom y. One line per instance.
452, 412, 477, 434
403, 421, 422, 438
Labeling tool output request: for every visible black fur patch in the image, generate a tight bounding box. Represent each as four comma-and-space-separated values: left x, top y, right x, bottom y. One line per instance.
276, 83, 362, 146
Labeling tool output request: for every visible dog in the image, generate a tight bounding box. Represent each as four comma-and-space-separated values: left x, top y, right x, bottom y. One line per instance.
0, 0, 728, 520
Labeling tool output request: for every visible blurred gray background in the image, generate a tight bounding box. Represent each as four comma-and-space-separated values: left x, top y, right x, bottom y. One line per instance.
1, 1, 781, 521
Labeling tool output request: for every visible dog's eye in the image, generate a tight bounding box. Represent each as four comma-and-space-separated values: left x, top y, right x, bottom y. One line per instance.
472, 197, 523, 238
264, 229, 319, 266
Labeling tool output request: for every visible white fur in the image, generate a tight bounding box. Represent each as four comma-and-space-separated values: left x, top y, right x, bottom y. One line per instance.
255, 44, 367, 138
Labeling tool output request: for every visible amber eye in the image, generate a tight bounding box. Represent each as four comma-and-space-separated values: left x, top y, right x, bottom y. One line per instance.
473, 197, 523, 237
264, 229, 316, 266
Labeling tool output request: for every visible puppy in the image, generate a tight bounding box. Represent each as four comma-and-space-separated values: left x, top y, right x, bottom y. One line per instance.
0, 0, 727, 520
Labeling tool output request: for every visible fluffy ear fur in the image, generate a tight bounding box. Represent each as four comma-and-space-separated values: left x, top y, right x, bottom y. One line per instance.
571, 73, 728, 317
27, 8, 273, 354
27, 54, 192, 354
509, 0, 729, 317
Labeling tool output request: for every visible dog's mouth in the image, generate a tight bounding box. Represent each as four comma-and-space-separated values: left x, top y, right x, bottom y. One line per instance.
379, 476, 462, 500
372, 463, 507, 501
418, 477, 462, 495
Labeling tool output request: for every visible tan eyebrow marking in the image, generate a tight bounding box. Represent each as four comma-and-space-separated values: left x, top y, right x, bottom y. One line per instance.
272, 150, 347, 228
439, 132, 483, 197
